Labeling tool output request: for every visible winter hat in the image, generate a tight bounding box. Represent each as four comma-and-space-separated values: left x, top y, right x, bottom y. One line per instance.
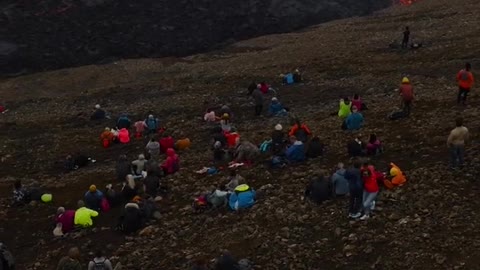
89, 185, 97, 192
148, 114, 154, 118
95, 104, 101, 109
402, 77, 410, 84
214, 141, 222, 149
57, 207, 65, 214
138, 154, 145, 160
105, 127, 110, 131
271, 97, 278, 102
275, 124, 283, 131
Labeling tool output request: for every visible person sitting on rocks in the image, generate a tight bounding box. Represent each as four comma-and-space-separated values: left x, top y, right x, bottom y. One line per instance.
207, 184, 229, 208
175, 137, 191, 151
88, 250, 113, 270
212, 126, 227, 148
228, 184, 256, 211
213, 141, 228, 164
74, 200, 99, 228
146, 137, 161, 159
347, 137, 365, 157
344, 106, 364, 131
144, 114, 160, 135
225, 170, 245, 191
55, 207, 76, 234
12, 180, 30, 206
306, 136, 324, 159
118, 198, 143, 234
220, 113, 232, 133
271, 124, 286, 155
268, 97, 288, 117
304, 172, 331, 204
91, 104, 106, 120
234, 140, 259, 164
338, 98, 352, 119
366, 134, 382, 155
134, 120, 146, 138
116, 155, 132, 182
331, 163, 349, 196
116, 113, 131, 130
143, 169, 160, 199
84, 185, 104, 211
219, 105, 234, 121
57, 247, 82, 270
384, 162, 407, 189
160, 133, 175, 154
351, 94, 364, 112
161, 148, 180, 175
285, 136, 306, 163
122, 175, 138, 202
100, 127, 115, 148
288, 119, 312, 143
118, 127, 130, 144
131, 154, 148, 176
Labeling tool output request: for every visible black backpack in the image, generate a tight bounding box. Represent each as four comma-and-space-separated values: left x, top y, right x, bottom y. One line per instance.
91, 259, 106, 270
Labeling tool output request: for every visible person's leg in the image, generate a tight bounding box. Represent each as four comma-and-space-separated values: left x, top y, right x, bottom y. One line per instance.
457, 88, 463, 104
462, 90, 469, 105
362, 191, 378, 216
348, 191, 356, 215
458, 145, 465, 167
449, 146, 458, 168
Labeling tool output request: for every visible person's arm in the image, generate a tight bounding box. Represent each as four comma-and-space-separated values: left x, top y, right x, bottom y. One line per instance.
88, 261, 95, 270
89, 209, 99, 217
465, 128, 470, 143
447, 130, 453, 146
105, 259, 113, 270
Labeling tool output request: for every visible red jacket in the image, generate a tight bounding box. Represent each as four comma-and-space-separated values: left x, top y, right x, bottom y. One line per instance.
55, 210, 75, 233
362, 165, 379, 193
160, 137, 175, 153
351, 98, 362, 111
161, 148, 179, 175
399, 83, 414, 101
288, 124, 312, 137
457, 69, 474, 89
118, 128, 130, 144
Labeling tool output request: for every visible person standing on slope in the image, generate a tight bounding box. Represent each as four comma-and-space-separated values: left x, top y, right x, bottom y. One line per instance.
447, 117, 469, 169
402, 26, 410, 48
456, 63, 474, 105
399, 77, 414, 115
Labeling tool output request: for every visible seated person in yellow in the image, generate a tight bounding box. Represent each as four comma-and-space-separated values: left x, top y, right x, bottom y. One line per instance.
338, 98, 352, 119
175, 138, 191, 151
74, 200, 99, 227
384, 162, 406, 189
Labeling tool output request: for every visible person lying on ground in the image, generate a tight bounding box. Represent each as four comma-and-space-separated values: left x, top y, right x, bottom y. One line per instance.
345, 160, 363, 219
345, 106, 364, 131
12, 180, 30, 206
160, 133, 175, 153
116, 155, 132, 182
57, 247, 82, 270
229, 184, 256, 211
100, 127, 115, 148
91, 104, 106, 120
207, 184, 229, 208
234, 140, 259, 164
331, 163, 349, 196
268, 97, 288, 117
118, 127, 130, 144
122, 175, 138, 202
146, 137, 160, 159
84, 185, 104, 211
306, 136, 324, 159
143, 169, 160, 198
161, 148, 180, 175
116, 114, 131, 130
384, 162, 407, 189
338, 98, 352, 119
288, 119, 312, 143
132, 154, 148, 176
366, 134, 382, 155
55, 207, 75, 234
252, 87, 264, 116
74, 200, 99, 228
304, 172, 331, 204
88, 250, 113, 270
285, 136, 306, 163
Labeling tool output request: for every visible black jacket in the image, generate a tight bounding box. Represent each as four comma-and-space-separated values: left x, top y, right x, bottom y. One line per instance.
305, 177, 331, 204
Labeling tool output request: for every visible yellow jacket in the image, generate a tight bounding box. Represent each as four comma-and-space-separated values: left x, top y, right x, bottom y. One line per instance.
74, 207, 99, 227
338, 101, 352, 118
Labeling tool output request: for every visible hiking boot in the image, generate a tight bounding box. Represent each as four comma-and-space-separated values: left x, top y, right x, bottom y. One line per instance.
359, 214, 370, 221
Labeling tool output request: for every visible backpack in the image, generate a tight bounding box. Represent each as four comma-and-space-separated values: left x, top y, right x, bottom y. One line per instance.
100, 198, 110, 212
259, 140, 272, 153
295, 128, 308, 143
91, 258, 106, 270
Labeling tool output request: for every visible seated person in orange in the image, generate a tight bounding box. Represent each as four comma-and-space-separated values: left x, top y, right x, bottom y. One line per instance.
100, 127, 115, 148
384, 162, 406, 189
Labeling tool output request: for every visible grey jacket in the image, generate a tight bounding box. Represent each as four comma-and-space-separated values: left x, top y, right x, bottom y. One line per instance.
331, 169, 349, 195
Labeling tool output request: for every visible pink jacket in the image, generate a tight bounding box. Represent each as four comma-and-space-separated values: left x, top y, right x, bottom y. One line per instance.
161, 148, 179, 174
351, 98, 362, 111
55, 210, 75, 233
118, 128, 130, 144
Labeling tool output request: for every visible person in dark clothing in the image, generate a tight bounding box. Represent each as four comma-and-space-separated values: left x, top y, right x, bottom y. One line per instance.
248, 82, 257, 95
119, 201, 143, 234
215, 251, 239, 270
345, 160, 363, 218
84, 185, 103, 211
306, 136, 324, 158
402, 26, 410, 48
271, 124, 286, 155
90, 104, 106, 120
212, 126, 227, 147
116, 114, 131, 130
122, 175, 138, 202
304, 173, 331, 204
347, 137, 365, 157
0, 242, 15, 270
251, 87, 264, 116
13, 180, 30, 206
213, 141, 228, 164
116, 155, 132, 182
143, 171, 160, 198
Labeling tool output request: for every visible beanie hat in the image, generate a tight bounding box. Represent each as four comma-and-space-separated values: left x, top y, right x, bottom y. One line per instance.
271, 97, 278, 102
89, 185, 97, 192
105, 127, 110, 131
95, 104, 101, 109
402, 77, 410, 84
275, 124, 283, 131
139, 154, 145, 160
148, 114, 154, 118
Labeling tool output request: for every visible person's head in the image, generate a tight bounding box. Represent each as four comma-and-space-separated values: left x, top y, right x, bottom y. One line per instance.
77, 200, 85, 208
369, 133, 377, 143
271, 97, 278, 103
344, 97, 350, 103
68, 247, 80, 260
104, 127, 110, 131
405, 26, 409, 30
148, 114, 154, 119
466, 62, 471, 71
352, 106, 358, 113
456, 117, 463, 127
94, 250, 104, 259
89, 185, 97, 193
166, 148, 176, 157
95, 104, 101, 109
138, 154, 145, 160
14, 180, 22, 190
352, 159, 361, 169
353, 94, 359, 100
57, 207, 65, 215
275, 124, 283, 131
214, 141, 222, 149
337, 162, 344, 170
289, 135, 297, 144
402, 77, 410, 84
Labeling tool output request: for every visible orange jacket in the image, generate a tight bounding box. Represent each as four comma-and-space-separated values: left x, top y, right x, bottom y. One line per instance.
288, 124, 312, 137
390, 163, 406, 186
100, 131, 114, 142
457, 70, 474, 89
175, 138, 191, 150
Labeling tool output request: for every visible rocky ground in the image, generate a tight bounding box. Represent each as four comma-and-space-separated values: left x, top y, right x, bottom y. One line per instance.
0, 0, 391, 74
1, 0, 480, 269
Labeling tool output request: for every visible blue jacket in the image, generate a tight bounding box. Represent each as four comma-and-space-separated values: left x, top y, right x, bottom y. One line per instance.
344, 168, 363, 193
346, 112, 364, 130
286, 141, 305, 162
84, 190, 104, 210
229, 185, 256, 210
145, 117, 159, 130
117, 116, 131, 129
331, 169, 349, 195
268, 102, 287, 117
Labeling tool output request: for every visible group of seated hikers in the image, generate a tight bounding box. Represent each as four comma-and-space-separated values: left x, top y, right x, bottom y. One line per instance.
338, 97, 365, 131
347, 134, 383, 157
304, 159, 407, 220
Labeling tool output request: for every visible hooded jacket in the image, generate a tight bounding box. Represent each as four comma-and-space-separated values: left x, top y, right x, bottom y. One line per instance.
160, 136, 175, 153
228, 184, 256, 210
390, 163, 406, 186
331, 169, 349, 195
100, 130, 114, 142
84, 190, 104, 211
162, 148, 179, 175
338, 101, 352, 118
146, 141, 160, 157
235, 141, 259, 162
55, 210, 76, 233
286, 141, 305, 162
118, 128, 130, 144
117, 116, 131, 129
74, 207, 99, 227
346, 112, 364, 130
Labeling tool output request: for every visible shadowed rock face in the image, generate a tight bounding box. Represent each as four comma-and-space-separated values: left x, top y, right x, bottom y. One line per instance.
1, 0, 390, 74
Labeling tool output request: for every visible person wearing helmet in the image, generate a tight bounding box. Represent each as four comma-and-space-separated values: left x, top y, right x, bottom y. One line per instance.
399, 77, 414, 115
456, 63, 474, 105
384, 163, 407, 189
84, 185, 104, 211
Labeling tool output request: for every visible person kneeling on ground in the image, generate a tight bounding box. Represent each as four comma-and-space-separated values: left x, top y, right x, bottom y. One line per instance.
344, 106, 364, 131
88, 250, 113, 270
306, 136, 324, 159
74, 200, 99, 228
234, 140, 259, 164
305, 172, 331, 204
331, 163, 349, 196
286, 136, 306, 163
84, 185, 104, 211
288, 119, 312, 143
229, 184, 256, 211
268, 97, 288, 117
91, 104, 106, 120
161, 148, 180, 175
100, 127, 115, 148
55, 207, 76, 234
366, 134, 382, 155
384, 162, 407, 189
